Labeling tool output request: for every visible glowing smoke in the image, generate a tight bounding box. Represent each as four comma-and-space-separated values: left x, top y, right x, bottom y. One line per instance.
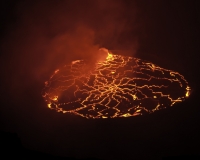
0, 0, 139, 99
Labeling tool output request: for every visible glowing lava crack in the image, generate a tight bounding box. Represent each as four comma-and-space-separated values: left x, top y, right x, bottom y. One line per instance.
42, 50, 191, 119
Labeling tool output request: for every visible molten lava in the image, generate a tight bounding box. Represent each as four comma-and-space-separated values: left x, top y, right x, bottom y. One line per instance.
42, 49, 191, 119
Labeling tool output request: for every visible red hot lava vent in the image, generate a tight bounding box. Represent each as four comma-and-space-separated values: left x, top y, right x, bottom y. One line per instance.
42, 49, 191, 119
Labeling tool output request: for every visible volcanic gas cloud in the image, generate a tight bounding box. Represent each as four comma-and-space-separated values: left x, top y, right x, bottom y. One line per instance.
41, 48, 191, 119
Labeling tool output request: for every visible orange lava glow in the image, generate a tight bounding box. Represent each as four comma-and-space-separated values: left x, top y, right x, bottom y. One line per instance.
42, 50, 191, 118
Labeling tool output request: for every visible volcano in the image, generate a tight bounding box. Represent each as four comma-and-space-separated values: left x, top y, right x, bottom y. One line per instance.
42, 49, 191, 118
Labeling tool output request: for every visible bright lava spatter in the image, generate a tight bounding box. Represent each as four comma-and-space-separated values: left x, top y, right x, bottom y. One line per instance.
42, 51, 191, 119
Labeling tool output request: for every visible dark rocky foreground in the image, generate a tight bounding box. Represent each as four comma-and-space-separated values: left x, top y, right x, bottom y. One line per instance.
0, 88, 199, 160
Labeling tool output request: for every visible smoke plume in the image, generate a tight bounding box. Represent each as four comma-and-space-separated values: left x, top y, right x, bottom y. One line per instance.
0, 0, 140, 115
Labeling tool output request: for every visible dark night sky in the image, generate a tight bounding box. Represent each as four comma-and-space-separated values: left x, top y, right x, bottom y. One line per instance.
0, 0, 200, 159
